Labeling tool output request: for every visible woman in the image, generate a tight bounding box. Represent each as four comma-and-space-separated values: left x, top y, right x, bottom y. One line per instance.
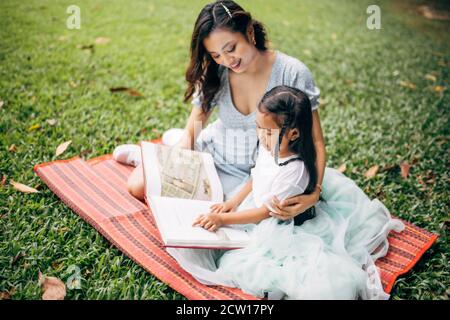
114, 0, 326, 222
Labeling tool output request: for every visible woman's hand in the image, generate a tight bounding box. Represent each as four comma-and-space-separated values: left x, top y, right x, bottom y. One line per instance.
269, 190, 320, 221
193, 213, 223, 232
210, 200, 237, 214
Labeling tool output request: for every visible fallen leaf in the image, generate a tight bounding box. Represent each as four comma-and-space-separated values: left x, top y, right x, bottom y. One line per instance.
331, 33, 337, 40
55, 140, 72, 157
0, 100, 4, 109
411, 155, 421, 165
432, 85, 445, 93
10, 180, 39, 193
337, 163, 346, 173
399, 80, 417, 90
400, 162, 411, 179
417, 5, 450, 21
58, 35, 68, 42
303, 49, 311, 56
57, 227, 70, 235
425, 170, 436, 184
1, 175, 6, 187
79, 149, 92, 157
8, 144, 17, 153
425, 74, 437, 82
28, 124, 41, 131
365, 165, 379, 179
38, 272, 66, 300
12, 251, 25, 265
109, 87, 144, 97
95, 37, 110, 45
417, 175, 427, 191
381, 163, 396, 173
51, 261, 65, 271
46, 119, 57, 126
375, 185, 384, 199
77, 44, 95, 54
0, 292, 11, 300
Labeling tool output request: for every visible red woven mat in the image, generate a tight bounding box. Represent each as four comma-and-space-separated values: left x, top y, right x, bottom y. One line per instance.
33, 144, 438, 299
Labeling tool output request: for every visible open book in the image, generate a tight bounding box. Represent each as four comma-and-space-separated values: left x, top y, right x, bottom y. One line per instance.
140, 141, 250, 249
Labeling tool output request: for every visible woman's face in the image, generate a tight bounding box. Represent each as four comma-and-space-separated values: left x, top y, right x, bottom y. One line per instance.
203, 28, 258, 74
255, 110, 297, 156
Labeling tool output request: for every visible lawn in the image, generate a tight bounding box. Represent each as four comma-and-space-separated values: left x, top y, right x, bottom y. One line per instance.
0, 0, 448, 299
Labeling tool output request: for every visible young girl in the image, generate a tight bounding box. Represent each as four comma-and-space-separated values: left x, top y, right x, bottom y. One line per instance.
193, 85, 318, 231
166, 85, 404, 300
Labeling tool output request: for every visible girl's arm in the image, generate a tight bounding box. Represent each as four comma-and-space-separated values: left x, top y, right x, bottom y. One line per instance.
271, 110, 326, 219
221, 206, 271, 225
210, 179, 252, 213
228, 179, 252, 207
193, 205, 271, 231
176, 106, 213, 150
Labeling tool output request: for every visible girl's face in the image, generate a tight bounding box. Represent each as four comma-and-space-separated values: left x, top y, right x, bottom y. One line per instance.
203, 28, 258, 74
255, 109, 299, 157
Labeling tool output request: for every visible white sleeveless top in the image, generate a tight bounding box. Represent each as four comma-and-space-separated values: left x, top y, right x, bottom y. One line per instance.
251, 145, 310, 208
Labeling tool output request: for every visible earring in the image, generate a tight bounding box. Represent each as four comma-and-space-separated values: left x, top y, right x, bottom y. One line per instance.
253, 37, 256, 45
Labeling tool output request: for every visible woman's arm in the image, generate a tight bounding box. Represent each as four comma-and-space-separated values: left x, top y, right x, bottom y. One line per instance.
176, 106, 213, 150
311, 110, 326, 187
271, 110, 327, 219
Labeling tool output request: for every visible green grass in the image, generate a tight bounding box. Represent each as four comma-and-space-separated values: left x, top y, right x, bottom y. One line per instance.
0, 0, 448, 300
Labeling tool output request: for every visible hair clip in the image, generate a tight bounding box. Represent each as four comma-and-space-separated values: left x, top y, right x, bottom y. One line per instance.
220, 2, 232, 18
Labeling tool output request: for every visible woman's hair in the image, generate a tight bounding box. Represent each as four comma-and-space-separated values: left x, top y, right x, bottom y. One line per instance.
184, 0, 269, 113
258, 85, 318, 196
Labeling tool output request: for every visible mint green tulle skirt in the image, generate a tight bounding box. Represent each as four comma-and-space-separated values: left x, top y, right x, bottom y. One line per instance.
166, 167, 405, 300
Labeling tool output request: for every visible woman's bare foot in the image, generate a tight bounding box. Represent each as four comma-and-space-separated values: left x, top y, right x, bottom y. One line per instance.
127, 163, 145, 201
113, 144, 141, 167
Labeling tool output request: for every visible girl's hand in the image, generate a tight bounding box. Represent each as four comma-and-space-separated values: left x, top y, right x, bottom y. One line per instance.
210, 200, 237, 214
192, 213, 223, 232
269, 190, 320, 221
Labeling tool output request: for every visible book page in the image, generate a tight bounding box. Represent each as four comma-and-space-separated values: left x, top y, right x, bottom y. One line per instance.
148, 195, 250, 248
141, 141, 223, 202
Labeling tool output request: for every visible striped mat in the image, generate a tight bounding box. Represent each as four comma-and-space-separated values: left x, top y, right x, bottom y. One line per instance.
33, 144, 438, 299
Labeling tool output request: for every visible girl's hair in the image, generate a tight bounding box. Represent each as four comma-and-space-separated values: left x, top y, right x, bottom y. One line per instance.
184, 0, 269, 113
257, 85, 318, 196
